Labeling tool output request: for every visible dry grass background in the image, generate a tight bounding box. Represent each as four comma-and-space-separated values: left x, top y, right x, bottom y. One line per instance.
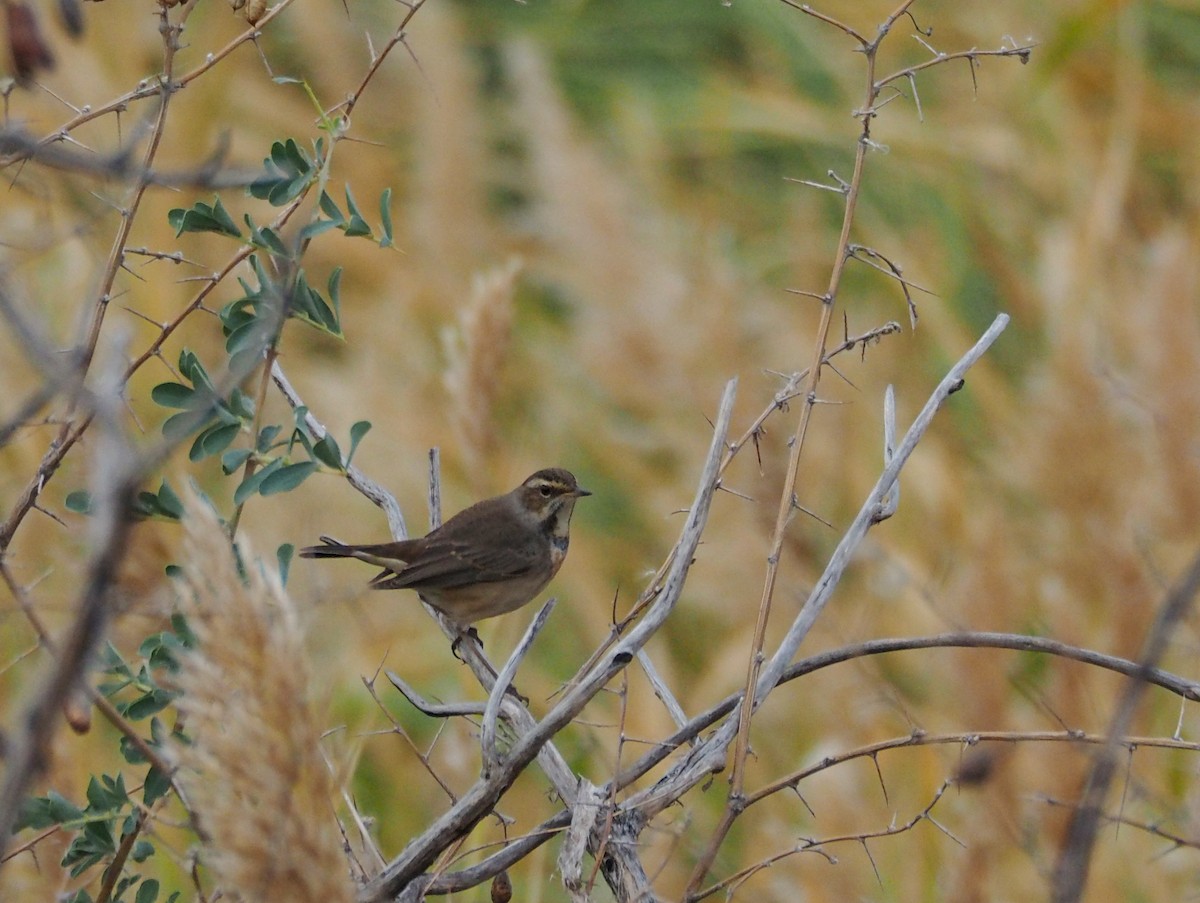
2, 0, 1199, 900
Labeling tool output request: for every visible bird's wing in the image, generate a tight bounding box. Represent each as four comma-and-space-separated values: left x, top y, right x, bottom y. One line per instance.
370, 536, 540, 590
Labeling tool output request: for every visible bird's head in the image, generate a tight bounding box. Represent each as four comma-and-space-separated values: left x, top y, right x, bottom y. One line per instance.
517, 468, 591, 524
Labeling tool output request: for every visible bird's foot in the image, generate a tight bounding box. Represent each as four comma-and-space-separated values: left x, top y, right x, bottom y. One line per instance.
505, 684, 530, 706
450, 627, 483, 661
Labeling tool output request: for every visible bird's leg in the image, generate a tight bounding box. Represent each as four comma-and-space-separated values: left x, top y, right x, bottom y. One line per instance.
506, 684, 530, 705
450, 626, 483, 661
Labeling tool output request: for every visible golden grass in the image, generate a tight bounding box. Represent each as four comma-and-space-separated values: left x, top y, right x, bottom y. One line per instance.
442, 257, 521, 490
171, 497, 353, 903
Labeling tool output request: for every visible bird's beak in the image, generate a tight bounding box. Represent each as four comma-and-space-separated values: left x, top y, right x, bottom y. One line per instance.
573, 486, 592, 498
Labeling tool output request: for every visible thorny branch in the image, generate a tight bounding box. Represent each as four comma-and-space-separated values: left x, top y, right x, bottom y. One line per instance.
565, 318, 901, 682
0, 0, 305, 170
0, 353, 142, 853
0, 127, 268, 188
718, 3, 1034, 895
1051, 549, 1200, 902
358, 378, 739, 902
693, 781, 956, 902
326, 309, 1004, 900
377, 630, 1200, 898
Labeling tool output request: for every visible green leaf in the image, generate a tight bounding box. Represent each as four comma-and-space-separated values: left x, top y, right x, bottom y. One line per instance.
251, 139, 315, 206
214, 405, 241, 427
189, 422, 240, 462
65, 490, 93, 514
171, 613, 197, 650
221, 448, 253, 475
256, 424, 283, 452
233, 457, 284, 505
167, 198, 242, 238
143, 766, 172, 807
271, 180, 305, 206
63, 820, 115, 876
209, 197, 241, 236
343, 186, 372, 237
119, 734, 147, 765
100, 643, 133, 679
86, 774, 128, 811
121, 687, 177, 721
229, 388, 256, 421
150, 718, 171, 747
299, 218, 342, 241
318, 190, 345, 223
162, 409, 212, 442
136, 878, 161, 903
277, 543, 294, 586
178, 349, 199, 382
179, 352, 218, 398
379, 187, 394, 247
290, 271, 342, 338
290, 291, 320, 333
327, 267, 343, 314
226, 349, 260, 386
219, 297, 256, 334
131, 481, 183, 521
247, 221, 290, 257
137, 632, 165, 660
139, 629, 185, 671
150, 382, 196, 409
225, 318, 268, 356
155, 481, 184, 520
131, 839, 155, 863
279, 138, 310, 173
290, 425, 314, 458
259, 461, 317, 496
344, 217, 372, 239
346, 420, 371, 466
16, 791, 83, 830
311, 434, 343, 470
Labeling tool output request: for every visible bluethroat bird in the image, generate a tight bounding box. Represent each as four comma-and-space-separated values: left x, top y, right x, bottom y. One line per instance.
300, 468, 590, 627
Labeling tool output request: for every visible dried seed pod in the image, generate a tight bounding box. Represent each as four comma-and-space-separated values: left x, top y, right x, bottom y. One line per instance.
242, 0, 266, 24
491, 870, 512, 903
954, 746, 998, 787
57, 0, 84, 38
6, 2, 55, 81
63, 687, 92, 734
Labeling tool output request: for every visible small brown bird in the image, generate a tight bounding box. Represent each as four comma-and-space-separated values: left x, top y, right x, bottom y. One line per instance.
300, 468, 590, 627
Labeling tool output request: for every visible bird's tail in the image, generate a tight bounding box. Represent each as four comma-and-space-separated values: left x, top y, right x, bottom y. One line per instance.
298, 536, 415, 577
298, 535, 355, 559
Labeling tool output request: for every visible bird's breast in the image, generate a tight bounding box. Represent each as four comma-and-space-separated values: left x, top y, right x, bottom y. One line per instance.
548, 533, 569, 570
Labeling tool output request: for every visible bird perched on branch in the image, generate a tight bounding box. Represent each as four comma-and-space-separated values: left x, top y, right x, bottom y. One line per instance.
300, 468, 590, 627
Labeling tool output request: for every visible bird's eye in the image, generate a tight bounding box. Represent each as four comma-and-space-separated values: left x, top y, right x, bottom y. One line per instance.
538, 485, 553, 498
